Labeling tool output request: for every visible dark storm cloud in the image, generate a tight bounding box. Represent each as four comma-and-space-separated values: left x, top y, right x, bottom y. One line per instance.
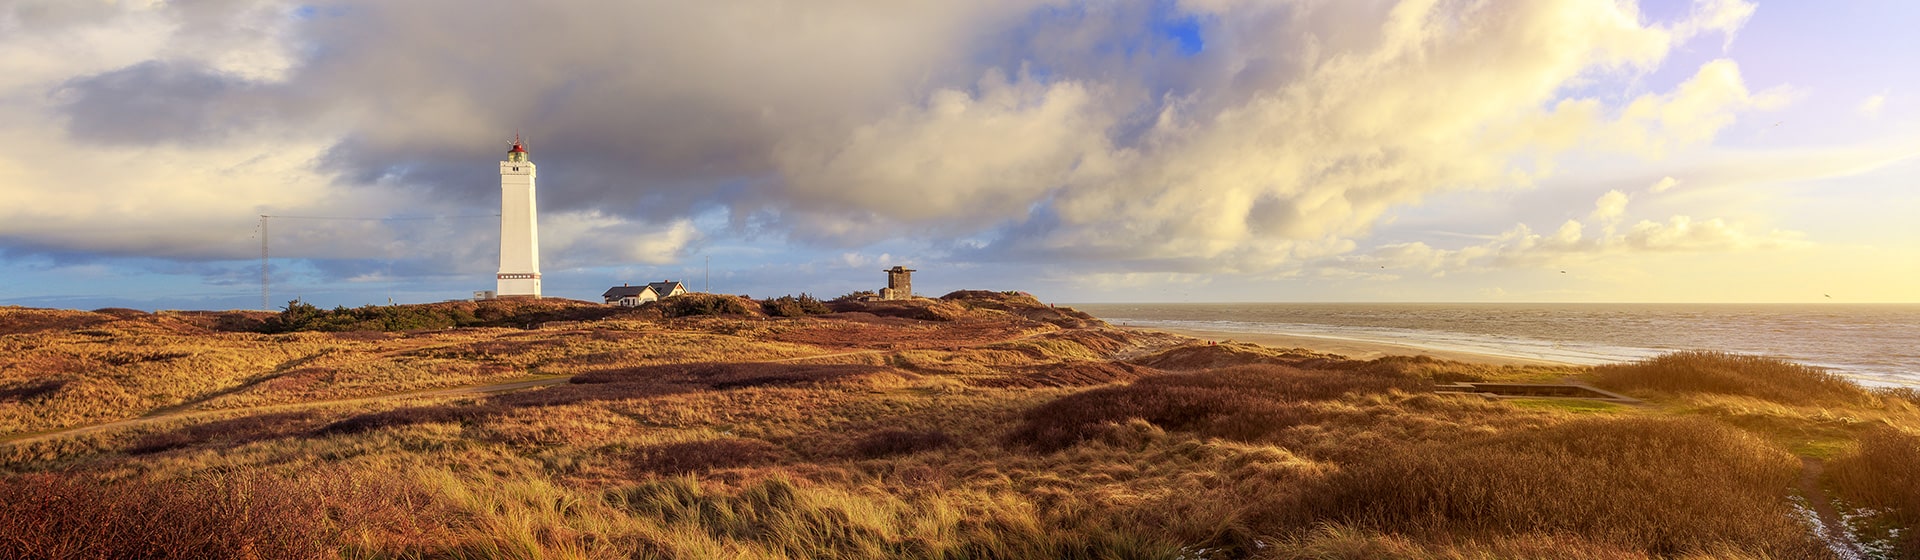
58, 61, 264, 145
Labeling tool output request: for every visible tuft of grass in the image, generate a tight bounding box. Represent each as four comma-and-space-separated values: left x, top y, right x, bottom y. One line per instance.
1826, 426, 1920, 555
629, 437, 791, 475
1588, 350, 1870, 406
854, 429, 955, 458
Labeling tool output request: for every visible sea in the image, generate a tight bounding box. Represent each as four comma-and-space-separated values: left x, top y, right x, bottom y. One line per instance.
1071, 303, 1920, 388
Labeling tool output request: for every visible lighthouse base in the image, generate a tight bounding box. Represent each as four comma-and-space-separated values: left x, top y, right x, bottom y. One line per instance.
497, 274, 542, 298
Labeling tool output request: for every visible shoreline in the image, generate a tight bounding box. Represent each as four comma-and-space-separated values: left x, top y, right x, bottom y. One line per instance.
1133, 324, 1581, 368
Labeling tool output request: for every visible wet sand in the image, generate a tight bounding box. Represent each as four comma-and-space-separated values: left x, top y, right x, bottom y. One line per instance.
1139, 325, 1579, 367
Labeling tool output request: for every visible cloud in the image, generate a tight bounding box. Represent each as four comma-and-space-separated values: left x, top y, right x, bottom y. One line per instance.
1357, 189, 1803, 274
1858, 93, 1887, 117
542, 213, 700, 267
1671, 0, 1757, 50
1590, 190, 1630, 223
1649, 176, 1681, 193
0, 0, 1790, 282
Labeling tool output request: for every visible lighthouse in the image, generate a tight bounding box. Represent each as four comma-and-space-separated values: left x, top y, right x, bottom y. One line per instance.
496, 137, 541, 298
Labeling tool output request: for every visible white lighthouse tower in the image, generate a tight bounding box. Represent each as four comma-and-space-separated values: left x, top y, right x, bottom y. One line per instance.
496, 136, 541, 298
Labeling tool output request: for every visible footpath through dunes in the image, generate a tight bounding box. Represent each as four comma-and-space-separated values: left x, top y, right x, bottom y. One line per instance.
5, 295, 1920, 559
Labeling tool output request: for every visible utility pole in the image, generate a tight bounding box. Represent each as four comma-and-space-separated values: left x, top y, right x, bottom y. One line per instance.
705, 255, 711, 293
260, 215, 270, 311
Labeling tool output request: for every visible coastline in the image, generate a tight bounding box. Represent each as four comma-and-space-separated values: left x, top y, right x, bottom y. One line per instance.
1134, 325, 1581, 367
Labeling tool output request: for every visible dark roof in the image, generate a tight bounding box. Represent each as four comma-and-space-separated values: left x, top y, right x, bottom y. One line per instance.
646, 281, 685, 294
602, 285, 654, 299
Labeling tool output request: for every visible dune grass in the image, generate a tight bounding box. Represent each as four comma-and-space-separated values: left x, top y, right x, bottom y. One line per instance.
1589, 350, 1871, 406
0, 297, 1910, 558
1826, 426, 1920, 555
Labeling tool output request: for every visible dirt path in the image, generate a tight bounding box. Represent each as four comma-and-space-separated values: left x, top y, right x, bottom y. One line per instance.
1797, 457, 1867, 560
2, 347, 895, 447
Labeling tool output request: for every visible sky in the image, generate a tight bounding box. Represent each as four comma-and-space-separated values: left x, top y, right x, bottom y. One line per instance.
0, 0, 1915, 310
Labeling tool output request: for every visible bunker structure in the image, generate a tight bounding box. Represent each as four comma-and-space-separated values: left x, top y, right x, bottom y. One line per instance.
880, 266, 915, 300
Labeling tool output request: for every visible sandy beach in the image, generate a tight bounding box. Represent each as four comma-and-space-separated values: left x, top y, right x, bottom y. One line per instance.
1136, 325, 1578, 367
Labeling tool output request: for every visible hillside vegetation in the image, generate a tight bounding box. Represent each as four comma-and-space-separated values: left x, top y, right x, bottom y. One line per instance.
0, 295, 1915, 559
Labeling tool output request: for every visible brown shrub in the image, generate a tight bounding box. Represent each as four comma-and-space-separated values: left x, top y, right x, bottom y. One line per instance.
1009, 364, 1425, 451
0, 380, 65, 402
854, 429, 955, 458
630, 438, 791, 474
0, 473, 334, 559
1299, 416, 1825, 557
1826, 426, 1920, 555
129, 410, 327, 454
1588, 351, 1869, 406
318, 404, 498, 435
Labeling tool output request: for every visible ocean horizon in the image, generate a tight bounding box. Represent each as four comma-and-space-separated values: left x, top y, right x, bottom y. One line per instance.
1071, 302, 1920, 388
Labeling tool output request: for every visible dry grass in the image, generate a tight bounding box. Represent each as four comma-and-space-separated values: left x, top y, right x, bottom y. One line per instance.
0, 472, 340, 559
1, 300, 1912, 559
1826, 426, 1920, 555
1589, 350, 1871, 406
1299, 416, 1826, 557
1009, 364, 1427, 451
630, 437, 792, 475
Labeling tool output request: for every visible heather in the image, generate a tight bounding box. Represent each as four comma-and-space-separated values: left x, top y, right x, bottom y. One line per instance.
0, 295, 1914, 558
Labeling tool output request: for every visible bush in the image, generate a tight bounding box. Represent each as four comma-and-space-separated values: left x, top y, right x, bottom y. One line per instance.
1300, 416, 1824, 557
1009, 364, 1425, 451
660, 293, 754, 317
1588, 351, 1870, 406
854, 429, 955, 458
1827, 426, 1920, 555
762, 293, 832, 317
317, 405, 498, 435
264, 299, 481, 333
833, 290, 877, 302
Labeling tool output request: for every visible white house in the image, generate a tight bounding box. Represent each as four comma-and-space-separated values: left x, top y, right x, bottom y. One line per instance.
602, 281, 689, 307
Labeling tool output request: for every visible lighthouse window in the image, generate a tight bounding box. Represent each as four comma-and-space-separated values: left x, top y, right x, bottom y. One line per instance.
513, 167, 519, 171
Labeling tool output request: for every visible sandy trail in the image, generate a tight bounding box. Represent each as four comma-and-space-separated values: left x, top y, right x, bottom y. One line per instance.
1796, 457, 1868, 560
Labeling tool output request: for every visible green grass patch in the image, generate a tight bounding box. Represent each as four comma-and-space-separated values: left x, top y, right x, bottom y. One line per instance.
1505, 398, 1628, 414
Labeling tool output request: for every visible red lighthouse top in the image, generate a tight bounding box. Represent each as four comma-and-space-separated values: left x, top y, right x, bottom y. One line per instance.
508, 134, 528, 154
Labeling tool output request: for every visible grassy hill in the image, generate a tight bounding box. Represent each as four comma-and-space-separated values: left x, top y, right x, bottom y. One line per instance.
0, 293, 1915, 558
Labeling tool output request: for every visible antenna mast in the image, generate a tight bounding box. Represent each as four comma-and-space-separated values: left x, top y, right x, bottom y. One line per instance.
260, 215, 270, 311
706, 255, 711, 294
